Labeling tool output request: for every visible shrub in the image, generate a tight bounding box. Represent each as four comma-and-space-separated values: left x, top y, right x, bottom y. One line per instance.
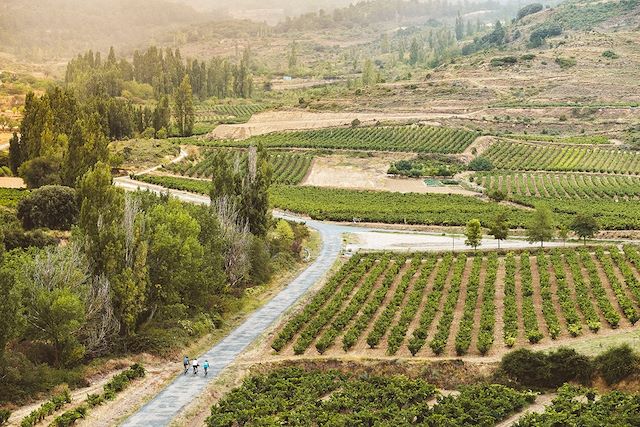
17, 185, 78, 230
3, 229, 58, 250
602, 50, 619, 59
487, 189, 506, 202
517, 3, 543, 20
520, 53, 536, 61
469, 156, 493, 171
0, 409, 10, 425
351, 118, 361, 127
18, 157, 62, 189
490, 56, 518, 67
555, 57, 577, 69
156, 127, 168, 139
529, 24, 563, 47
141, 127, 156, 139
500, 348, 594, 388
595, 345, 638, 385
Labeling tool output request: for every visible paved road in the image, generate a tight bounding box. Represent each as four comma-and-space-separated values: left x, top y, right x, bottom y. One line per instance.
116, 177, 344, 427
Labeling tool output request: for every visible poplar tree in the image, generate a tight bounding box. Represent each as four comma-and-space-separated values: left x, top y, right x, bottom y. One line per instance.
174, 75, 194, 136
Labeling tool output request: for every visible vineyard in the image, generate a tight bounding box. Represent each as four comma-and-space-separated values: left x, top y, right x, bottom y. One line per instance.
477, 172, 640, 201
164, 149, 313, 185
214, 125, 480, 153
484, 140, 640, 174
269, 185, 526, 227
271, 247, 640, 358
516, 385, 640, 426
207, 367, 536, 426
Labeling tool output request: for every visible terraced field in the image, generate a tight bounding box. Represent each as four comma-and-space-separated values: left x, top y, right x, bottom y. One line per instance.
272, 247, 640, 358
477, 172, 640, 200
215, 125, 480, 153
484, 140, 640, 175
164, 149, 313, 185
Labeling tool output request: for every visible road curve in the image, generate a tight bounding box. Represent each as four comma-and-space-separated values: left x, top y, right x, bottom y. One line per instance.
115, 177, 344, 427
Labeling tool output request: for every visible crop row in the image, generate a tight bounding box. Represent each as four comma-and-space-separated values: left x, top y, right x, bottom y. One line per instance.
165, 149, 313, 185
195, 103, 266, 118
484, 140, 640, 175
478, 171, 640, 201
273, 248, 640, 357
216, 125, 479, 153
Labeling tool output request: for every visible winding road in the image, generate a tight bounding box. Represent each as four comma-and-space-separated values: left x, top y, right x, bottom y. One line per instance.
114, 176, 569, 426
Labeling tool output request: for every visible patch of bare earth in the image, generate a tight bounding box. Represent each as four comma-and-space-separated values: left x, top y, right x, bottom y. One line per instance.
0, 177, 24, 188
303, 154, 478, 195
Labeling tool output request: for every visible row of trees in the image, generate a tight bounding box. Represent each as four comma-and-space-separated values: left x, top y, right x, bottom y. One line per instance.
65, 46, 253, 101
464, 208, 600, 250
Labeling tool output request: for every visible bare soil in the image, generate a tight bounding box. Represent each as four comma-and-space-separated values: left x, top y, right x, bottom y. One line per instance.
302, 153, 478, 195
0, 177, 25, 188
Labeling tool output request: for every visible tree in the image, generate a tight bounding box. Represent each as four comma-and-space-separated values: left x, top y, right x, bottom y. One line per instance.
362, 59, 377, 86
17, 185, 78, 230
152, 95, 171, 134
0, 231, 21, 367
571, 214, 599, 245
557, 224, 569, 246
455, 11, 465, 41
20, 245, 88, 367
239, 146, 272, 237
174, 75, 194, 136
527, 206, 555, 247
76, 162, 124, 278
288, 41, 298, 74
147, 200, 204, 308
489, 212, 509, 249
18, 156, 62, 188
465, 219, 483, 250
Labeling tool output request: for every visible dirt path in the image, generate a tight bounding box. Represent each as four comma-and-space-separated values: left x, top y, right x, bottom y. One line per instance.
496, 393, 556, 427
459, 135, 496, 163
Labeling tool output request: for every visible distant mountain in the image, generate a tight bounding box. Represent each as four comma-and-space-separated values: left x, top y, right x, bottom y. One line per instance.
0, 0, 211, 61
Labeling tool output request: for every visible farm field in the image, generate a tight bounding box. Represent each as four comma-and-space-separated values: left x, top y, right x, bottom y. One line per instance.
164, 149, 313, 185
271, 247, 640, 358
484, 140, 640, 175
213, 125, 480, 153
206, 367, 536, 426
477, 171, 640, 200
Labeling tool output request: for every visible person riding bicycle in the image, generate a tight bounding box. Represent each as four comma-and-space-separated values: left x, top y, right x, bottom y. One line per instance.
203, 360, 210, 377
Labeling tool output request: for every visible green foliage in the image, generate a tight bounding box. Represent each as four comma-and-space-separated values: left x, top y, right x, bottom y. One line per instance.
387, 154, 465, 177
16, 185, 78, 230
0, 409, 10, 425
602, 50, 619, 59
464, 219, 482, 249
555, 57, 577, 69
173, 75, 195, 137
517, 3, 543, 20
551, 0, 639, 31
528, 24, 562, 48
20, 388, 71, 427
526, 206, 554, 247
217, 125, 479, 154
207, 368, 533, 426
468, 156, 493, 171
490, 56, 518, 67
595, 344, 638, 385
166, 149, 312, 185
18, 156, 62, 188
500, 347, 593, 389
516, 384, 640, 426
571, 213, 599, 243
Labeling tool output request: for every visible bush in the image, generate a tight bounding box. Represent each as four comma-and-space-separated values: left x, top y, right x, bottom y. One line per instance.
500, 347, 594, 388
18, 157, 62, 189
555, 57, 577, 69
469, 156, 493, 171
141, 127, 156, 139
3, 229, 58, 250
17, 185, 78, 230
602, 50, 619, 59
351, 118, 361, 127
529, 24, 563, 47
517, 3, 543, 20
0, 409, 10, 425
156, 127, 168, 139
490, 56, 518, 67
487, 189, 506, 202
595, 345, 638, 385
